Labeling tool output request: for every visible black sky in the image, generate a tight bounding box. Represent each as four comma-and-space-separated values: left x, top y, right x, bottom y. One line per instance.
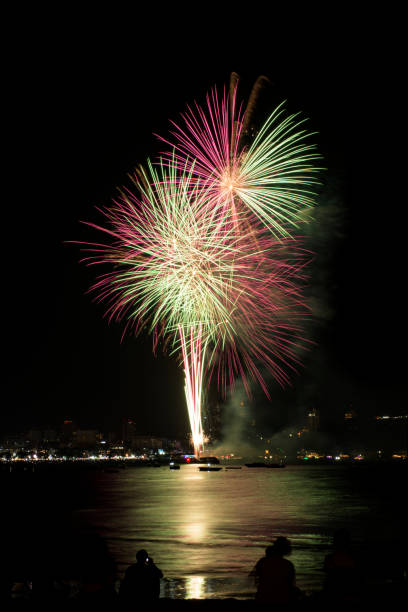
6, 18, 406, 436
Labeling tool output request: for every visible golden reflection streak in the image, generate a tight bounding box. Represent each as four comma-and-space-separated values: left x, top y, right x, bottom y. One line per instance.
185, 521, 206, 543
186, 575, 205, 599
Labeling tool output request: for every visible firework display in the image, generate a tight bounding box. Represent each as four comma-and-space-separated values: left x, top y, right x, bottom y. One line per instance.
159, 86, 321, 237
78, 77, 319, 457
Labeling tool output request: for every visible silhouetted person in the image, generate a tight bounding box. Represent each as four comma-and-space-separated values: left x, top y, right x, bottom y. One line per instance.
120, 549, 163, 604
251, 537, 297, 605
323, 529, 361, 602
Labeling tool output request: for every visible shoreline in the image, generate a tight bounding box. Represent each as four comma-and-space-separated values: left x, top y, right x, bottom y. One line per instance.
6, 568, 406, 607
6, 583, 408, 608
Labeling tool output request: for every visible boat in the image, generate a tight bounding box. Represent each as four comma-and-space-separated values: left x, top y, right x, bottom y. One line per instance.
245, 462, 286, 468
225, 466, 242, 469
199, 466, 223, 472
169, 462, 180, 470
199, 456, 220, 464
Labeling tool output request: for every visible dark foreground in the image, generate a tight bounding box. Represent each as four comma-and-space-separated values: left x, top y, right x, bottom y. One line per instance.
3, 582, 407, 609
2, 462, 407, 607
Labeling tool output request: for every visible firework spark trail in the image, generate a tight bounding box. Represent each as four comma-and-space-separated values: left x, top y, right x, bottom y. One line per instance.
158, 85, 321, 237
179, 324, 205, 456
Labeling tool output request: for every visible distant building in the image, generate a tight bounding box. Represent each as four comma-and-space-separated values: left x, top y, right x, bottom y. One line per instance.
160, 438, 182, 452
62, 419, 76, 434
105, 430, 119, 444
60, 419, 77, 444
307, 409, 319, 432
344, 407, 359, 432
43, 430, 58, 442
130, 435, 163, 451
27, 429, 58, 445
204, 401, 221, 439
73, 429, 102, 448
122, 417, 137, 444
373, 415, 408, 454
2, 434, 28, 448
27, 429, 43, 444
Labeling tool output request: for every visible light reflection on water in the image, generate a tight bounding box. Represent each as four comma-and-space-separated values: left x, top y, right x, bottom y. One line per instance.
184, 521, 206, 543
186, 576, 205, 599
74, 463, 405, 599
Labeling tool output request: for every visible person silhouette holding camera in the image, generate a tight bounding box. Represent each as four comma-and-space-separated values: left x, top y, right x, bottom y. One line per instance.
120, 549, 163, 604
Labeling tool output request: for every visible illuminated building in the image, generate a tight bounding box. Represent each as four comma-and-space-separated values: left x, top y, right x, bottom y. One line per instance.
344, 406, 359, 433
307, 408, 319, 432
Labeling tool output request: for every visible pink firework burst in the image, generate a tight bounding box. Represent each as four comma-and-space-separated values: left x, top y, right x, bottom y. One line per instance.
158, 82, 321, 236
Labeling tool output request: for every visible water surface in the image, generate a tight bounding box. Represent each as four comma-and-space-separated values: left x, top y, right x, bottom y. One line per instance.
67, 463, 406, 598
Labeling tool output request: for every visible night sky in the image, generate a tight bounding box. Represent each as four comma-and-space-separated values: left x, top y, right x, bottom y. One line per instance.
6, 20, 405, 438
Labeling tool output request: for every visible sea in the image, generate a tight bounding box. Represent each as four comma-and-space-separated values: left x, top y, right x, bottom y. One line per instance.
2, 461, 406, 598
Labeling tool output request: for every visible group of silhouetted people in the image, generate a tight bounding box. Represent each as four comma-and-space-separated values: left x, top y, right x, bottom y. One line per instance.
251, 530, 364, 606
250, 529, 361, 606
2, 530, 406, 604
76, 530, 362, 605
